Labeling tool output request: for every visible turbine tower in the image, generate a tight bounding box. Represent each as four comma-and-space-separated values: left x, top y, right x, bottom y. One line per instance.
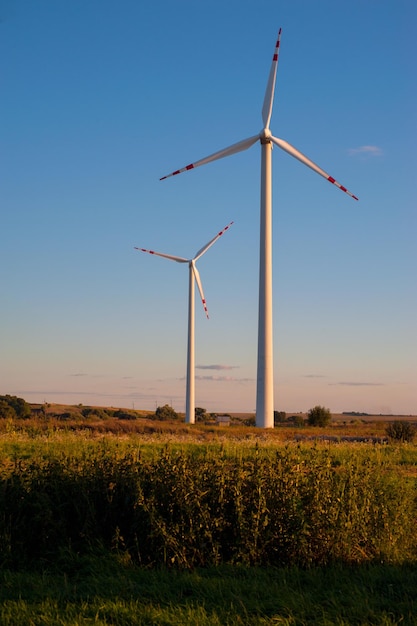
135, 221, 233, 424
160, 28, 358, 428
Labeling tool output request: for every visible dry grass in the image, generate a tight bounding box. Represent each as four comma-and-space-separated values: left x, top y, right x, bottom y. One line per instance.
4, 403, 412, 444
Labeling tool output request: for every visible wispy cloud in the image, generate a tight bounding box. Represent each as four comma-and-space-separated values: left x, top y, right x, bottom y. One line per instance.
69, 373, 107, 379
302, 374, 327, 379
348, 145, 383, 157
196, 364, 239, 371
196, 375, 252, 383
330, 382, 385, 387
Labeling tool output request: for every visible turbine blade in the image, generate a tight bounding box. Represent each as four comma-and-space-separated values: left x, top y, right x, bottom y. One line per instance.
271, 136, 359, 200
192, 262, 209, 319
194, 221, 234, 261
160, 135, 259, 180
134, 247, 188, 263
262, 28, 282, 129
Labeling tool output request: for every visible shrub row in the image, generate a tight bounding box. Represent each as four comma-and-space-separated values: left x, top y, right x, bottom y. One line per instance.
0, 447, 415, 569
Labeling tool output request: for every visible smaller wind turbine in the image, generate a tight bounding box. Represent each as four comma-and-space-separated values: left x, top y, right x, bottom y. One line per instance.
135, 221, 233, 424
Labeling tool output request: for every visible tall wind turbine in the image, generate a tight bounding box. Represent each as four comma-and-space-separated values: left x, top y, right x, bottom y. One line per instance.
160, 28, 358, 428
135, 221, 233, 424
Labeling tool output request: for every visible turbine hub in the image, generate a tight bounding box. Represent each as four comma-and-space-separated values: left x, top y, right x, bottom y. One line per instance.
260, 128, 272, 144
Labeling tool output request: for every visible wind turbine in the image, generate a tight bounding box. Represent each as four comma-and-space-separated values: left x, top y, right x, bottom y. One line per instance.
135, 221, 233, 424
160, 28, 358, 428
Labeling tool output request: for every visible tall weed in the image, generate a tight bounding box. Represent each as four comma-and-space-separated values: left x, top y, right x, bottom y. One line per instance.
0, 445, 415, 569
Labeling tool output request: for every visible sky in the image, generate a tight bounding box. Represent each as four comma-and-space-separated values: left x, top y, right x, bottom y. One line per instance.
1, 0, 416, 416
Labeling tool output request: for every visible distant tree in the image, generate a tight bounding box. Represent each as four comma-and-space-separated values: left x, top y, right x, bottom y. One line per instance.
195, 407, 208, 422
292, 414, 306, 428
82, 407, 110, 419
274, 411, 286, 425
285, 414, 305, 427
155, 404, 179, 421
0, 395, 31, 419
307, 405, 332, 427
386, 421, 416, 443
0, 400, 16, 419
113, 409, 137, 420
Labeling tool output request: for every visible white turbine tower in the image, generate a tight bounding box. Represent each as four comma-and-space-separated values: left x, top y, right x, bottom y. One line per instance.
160, 28, 358, 428
135, 221, 233, 424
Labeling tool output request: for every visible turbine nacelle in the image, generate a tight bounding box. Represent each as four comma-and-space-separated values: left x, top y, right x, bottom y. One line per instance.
260, 128, 272, 143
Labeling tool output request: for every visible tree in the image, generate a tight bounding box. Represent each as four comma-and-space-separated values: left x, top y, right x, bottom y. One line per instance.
289, 414, 305, 428
386, 421, 416, 443
113, 409, 137, 420
195, 407, 208, 422
0, 400, 16, 419
0, 395, 31, 419
307, 405, 332, 427
274, 410, 286, 425
155, 404, 179, 421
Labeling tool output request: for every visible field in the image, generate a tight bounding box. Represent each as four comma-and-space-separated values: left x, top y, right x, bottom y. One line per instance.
0, 405, 416, 624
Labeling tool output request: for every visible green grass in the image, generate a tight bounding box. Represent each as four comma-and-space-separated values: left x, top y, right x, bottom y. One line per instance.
1, 442, 416, 568
0, 554, 416, 625
1, 426, 417, 468
1, 423, 417, 624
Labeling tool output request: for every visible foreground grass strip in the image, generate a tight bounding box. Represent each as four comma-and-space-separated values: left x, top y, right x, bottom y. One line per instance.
1, 445, 416, 568
0, 556, 416, 625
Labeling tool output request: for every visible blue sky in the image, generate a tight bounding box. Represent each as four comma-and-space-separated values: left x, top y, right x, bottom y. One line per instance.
1, 0, 416, 415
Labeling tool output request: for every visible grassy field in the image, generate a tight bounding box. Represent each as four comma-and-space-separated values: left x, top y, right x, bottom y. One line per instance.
0, 407, 416, 624
2, 401, 417, 440
1, 556, 416, 625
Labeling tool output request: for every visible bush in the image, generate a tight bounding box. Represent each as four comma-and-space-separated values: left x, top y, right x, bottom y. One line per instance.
0, 395, 31, 419
307, 405, 332, 427
0, 400, 16, 419
155, 405, 179, 421
113, 409, 137, 420
195, 407, 208, 422
386, 421, 416, 443
82, 407, 111, 419
274, 411, 286, 425
290, 414, 305, 428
